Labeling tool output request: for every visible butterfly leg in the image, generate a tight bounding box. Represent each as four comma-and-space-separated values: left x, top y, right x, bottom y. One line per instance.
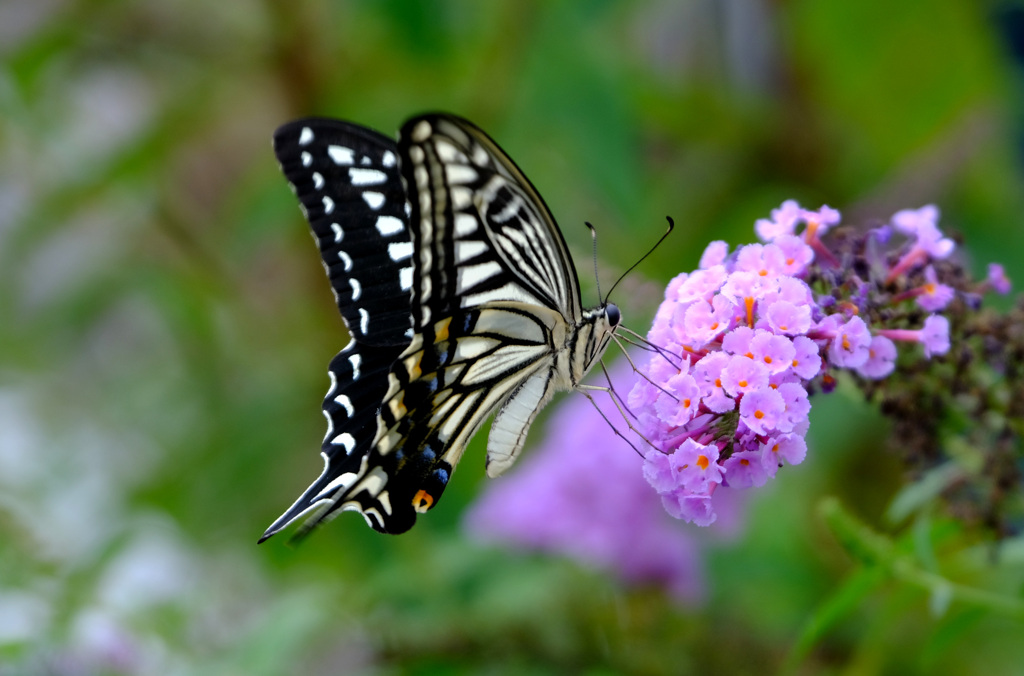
576, 386, 646, 458
617, 326, 686, 371
578, 367, 662, 456
610, 333, 681, 403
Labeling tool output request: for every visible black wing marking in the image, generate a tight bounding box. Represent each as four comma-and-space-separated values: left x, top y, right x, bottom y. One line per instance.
274, 118, 414, 346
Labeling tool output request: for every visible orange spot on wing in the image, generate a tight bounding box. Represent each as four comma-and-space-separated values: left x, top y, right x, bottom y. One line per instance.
413, 490, 435, 512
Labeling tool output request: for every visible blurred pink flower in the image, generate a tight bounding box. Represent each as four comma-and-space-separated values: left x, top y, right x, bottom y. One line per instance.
463, 362, 743, 604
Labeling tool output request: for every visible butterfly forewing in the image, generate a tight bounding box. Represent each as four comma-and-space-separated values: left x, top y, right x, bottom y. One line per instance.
262, 119, 416, 541
274, 119, 414, 346
398, 116, 583, 327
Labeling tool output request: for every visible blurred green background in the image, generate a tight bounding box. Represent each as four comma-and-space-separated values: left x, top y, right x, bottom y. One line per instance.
3, 1, 1024, 674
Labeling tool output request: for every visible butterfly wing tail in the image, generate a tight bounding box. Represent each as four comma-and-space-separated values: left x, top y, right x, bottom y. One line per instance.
260, 341, 407, 542
258, 447, 367, 543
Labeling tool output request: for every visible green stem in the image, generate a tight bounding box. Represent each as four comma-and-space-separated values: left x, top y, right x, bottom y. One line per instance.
819, 497, 1024, 619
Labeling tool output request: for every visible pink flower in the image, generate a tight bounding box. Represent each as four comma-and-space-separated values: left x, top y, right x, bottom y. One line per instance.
664, 272, 689, 302
790, 336, 822, 380
736, 244, 787, 277
802, 204, 841, 238
776, 382, 811, 434
886, 205, 955, 282
669, 439, 724, 492
643, 449, 676, 493
678, 267, 728, 304
755, 199, 804, 241
921, 315, 950, 357
916, 266, 955, 312
891, 204, 941, 237
916, 222, 956, 260
764, 300, 812, 336
722, 325, 755, 356
691, 352, 728, 383
773, 235, 815, 275
720, 271, 769, 313
760, 434, 808, 477
878, 315, 950, 359
749, 331, 796, 376
684, 295, 736, 346
827, 316, 872, 368
655, 373, 701, 425
661, 490, 718, 527
720, 356, 769, 398
856, 335, 897, 379
988, 263, 1011, 294
692, 353, 735, 413
764, 275, 815, 307
722, 451, 768, 488
634, 199, 977, 530
699, 241, 730, 269
739, 387, 786, 435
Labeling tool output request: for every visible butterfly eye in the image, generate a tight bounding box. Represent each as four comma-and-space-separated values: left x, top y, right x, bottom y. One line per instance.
606, 304, 621, 327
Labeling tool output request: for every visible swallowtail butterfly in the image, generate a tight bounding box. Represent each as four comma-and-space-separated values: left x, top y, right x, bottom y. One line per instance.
261, 113, 621, 538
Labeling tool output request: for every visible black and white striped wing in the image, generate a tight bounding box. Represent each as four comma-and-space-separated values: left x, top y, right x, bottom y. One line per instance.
273, 118, 414, 346
262, 120, 414, 541
263, 114, 605, 538
294, 114, 588, 534
401, 115, 584, 328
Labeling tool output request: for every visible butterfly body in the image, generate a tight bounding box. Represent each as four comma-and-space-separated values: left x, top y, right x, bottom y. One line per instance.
262, 114, 619, 538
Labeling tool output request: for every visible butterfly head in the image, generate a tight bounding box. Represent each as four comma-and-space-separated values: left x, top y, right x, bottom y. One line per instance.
574, 302, 622, 382
597, 302, 622, 353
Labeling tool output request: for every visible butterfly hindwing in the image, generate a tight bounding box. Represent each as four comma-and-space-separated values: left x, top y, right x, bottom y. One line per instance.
274, 119, 414, 346
259, 340, 406, 540
335, 302, 563, 533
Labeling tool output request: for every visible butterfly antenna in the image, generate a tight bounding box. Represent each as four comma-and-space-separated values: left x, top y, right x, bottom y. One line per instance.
585, 222, 603, 301
603, 216, 675, 303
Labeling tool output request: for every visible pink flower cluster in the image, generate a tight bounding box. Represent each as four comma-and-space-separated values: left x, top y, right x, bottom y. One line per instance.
632, 202, 967, 526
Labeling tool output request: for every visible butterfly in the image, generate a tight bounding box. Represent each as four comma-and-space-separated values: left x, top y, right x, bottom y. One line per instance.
261, 113, 622, 539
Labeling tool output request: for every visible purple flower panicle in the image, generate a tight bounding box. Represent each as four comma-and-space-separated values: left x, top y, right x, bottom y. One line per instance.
633, 202, 999, 526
